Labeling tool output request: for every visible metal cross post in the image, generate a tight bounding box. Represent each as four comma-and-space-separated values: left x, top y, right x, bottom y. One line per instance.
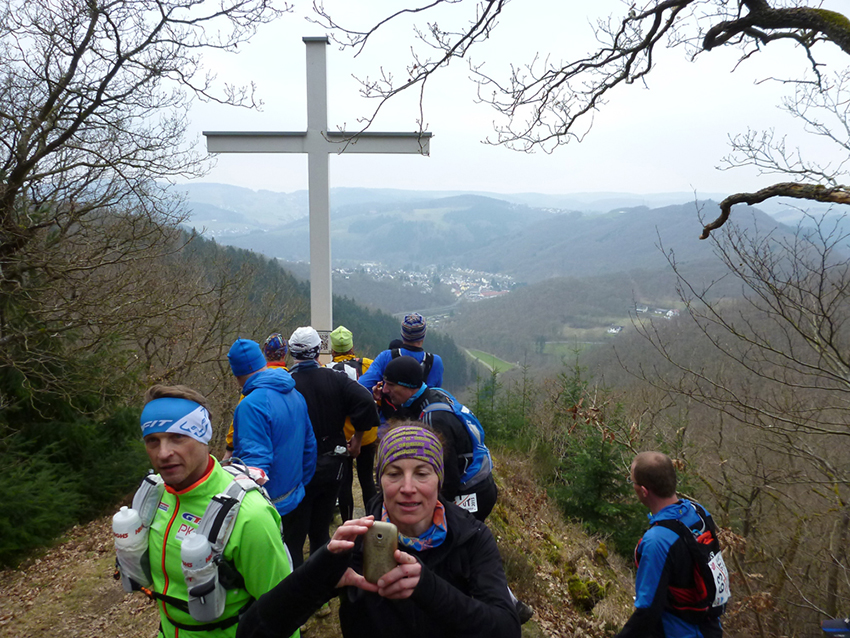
204, 36, 432, 343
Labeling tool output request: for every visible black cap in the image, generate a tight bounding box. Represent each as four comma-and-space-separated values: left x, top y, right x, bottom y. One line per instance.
383, 356, 423, 389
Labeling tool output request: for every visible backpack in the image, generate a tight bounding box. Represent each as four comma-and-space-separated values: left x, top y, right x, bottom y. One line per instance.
391, 348, 434, 383
649, 500, 730, 623
327, 357, 364, 381
419, 389, 492, 491
118, 464, 273, 630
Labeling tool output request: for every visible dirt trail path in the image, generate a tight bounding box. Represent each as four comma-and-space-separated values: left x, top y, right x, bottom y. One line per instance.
0, 517, 159, 637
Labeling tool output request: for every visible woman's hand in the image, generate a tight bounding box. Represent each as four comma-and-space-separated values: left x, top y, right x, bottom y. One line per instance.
336, 567, 379, 591
328, 516, 374, 554
375, 550, 421, 599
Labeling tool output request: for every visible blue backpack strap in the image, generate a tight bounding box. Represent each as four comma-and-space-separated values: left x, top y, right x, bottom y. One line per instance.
393, 348, 433, 381
420, 391, 492, 490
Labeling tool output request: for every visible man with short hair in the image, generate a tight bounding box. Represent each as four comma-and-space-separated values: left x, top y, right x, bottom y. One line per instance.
358, 312, 444, 391
375, 355, 497, 520
228, 338, 317, 518
325, 325, 379, 520
286, 326, 381, 567
616, 451, 727, 638
132, 384, 293, 638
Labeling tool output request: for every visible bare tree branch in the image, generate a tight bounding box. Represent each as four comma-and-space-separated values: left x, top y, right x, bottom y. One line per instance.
704, 183, 850, 239
314, 0, 850, 230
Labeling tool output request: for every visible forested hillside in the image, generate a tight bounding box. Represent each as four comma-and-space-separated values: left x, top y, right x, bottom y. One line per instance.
458, 202, 789, 282
0, 225, 470, 567
440, 256, 748, 367
215, 193, 554, 270
203, 193, 792, 284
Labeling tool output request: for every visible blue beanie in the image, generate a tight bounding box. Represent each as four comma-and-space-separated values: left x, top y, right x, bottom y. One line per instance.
401, 313, 427, 342
228, 338, 267, 377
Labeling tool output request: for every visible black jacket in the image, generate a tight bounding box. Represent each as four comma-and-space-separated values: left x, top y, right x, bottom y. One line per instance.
235, 544, 351, 638
393, 386, 473, 499
290, 360, 380, 455
338, 497, 520, 638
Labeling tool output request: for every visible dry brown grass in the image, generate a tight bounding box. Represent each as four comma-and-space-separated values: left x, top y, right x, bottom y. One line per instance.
0, 518, 159, 638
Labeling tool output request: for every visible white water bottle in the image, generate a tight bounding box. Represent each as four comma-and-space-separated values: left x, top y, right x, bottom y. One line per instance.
113, 506, 151, 590
181, 532, 226, 622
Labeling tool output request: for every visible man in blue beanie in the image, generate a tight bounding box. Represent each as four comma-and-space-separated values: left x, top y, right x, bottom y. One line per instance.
228, 338, 317, 518
358, 312, 445, 392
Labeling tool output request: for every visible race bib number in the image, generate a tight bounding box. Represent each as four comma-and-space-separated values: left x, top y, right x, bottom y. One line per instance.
454, 493, 479, 513
708, 551, 731, 606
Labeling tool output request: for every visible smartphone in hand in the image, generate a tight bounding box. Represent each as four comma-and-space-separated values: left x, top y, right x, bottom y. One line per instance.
363, 521, 398, 584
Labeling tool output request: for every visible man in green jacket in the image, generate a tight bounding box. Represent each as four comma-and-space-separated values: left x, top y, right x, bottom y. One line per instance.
137, 384, 294, 638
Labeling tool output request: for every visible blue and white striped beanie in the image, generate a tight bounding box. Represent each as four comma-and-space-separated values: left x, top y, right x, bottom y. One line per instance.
401, 313, 427, 342
140, 398, 212, 445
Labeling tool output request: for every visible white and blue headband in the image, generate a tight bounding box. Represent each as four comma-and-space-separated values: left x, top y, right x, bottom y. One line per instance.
140, 398, 212, 445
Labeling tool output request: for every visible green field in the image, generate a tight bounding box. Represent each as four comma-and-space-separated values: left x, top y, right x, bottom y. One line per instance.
543, 341, 597, 358
465, 349, 515, 373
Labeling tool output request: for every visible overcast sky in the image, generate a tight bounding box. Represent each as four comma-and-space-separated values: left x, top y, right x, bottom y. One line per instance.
185, 0, 849, 197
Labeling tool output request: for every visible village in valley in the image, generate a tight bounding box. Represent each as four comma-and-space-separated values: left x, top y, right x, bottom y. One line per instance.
334, 262, 516, 301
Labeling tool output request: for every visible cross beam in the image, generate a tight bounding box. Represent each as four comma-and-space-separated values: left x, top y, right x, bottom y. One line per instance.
204, 36, 432, 338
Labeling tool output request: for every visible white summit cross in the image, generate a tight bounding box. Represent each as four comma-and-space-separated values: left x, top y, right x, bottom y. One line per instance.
204, 36, 432, 342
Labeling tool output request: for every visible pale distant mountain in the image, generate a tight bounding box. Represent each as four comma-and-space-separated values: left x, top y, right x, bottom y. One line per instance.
176, 183, 308, 233
458, 201, 790, 282
205, 193, 555, 269
181, 185, 792, 283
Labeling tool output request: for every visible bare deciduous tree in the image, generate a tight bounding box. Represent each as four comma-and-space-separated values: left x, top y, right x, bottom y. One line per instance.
617, 214, 850, 632
312, 0, 850, 235
0, 0, 289, 408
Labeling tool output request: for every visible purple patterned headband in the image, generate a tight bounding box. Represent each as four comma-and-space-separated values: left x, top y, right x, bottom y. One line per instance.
376, 425, 444, 487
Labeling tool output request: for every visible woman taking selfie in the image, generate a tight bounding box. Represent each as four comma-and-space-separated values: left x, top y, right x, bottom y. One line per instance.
237, 421, 520, 638
339, 421, 520, 638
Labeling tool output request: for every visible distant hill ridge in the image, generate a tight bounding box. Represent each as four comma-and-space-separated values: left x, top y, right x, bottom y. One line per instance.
459, 201, 789, 282
177, 182, 728, 220
179, 182, 793, 283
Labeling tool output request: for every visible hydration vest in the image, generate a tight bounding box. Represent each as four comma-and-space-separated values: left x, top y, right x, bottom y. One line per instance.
116, 463, 272, 630
639, 500, 730, 624
327, 357, 364, 381
391, 348, 434, 383
419, 389, 493, 491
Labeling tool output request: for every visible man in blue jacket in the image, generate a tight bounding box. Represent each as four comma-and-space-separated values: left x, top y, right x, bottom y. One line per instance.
358, 312, 444, 391
617, 451, 726, 638
228, 338, 317, 525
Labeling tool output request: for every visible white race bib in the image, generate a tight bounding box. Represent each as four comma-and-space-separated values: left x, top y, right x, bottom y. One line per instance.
454, 493, 479, 513
708, 551, 731, 606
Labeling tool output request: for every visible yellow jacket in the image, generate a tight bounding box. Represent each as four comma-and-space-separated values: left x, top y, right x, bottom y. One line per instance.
329, 354, 377, 446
